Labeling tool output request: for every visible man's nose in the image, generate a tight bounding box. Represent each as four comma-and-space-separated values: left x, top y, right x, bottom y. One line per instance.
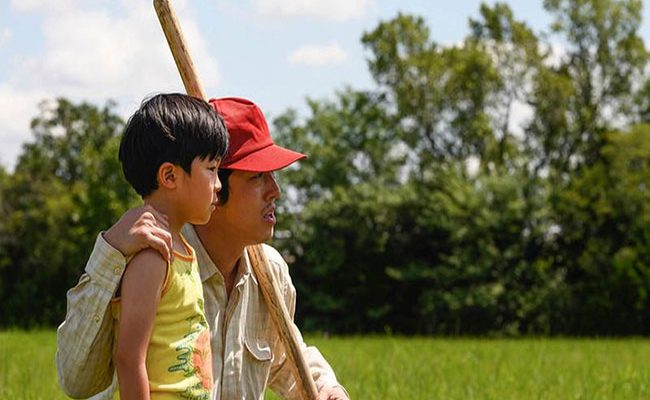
265, 172, 281, 201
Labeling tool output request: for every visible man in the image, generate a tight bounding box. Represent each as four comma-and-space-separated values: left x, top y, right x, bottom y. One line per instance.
56, 97, 350, 400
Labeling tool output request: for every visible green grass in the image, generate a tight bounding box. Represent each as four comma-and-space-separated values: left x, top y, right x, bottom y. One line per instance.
2, 331, 650, 399
290, 336, 650, 400
0, 330, 62, 400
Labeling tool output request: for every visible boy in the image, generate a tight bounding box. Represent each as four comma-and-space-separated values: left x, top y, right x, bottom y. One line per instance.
113, 93, 228, 399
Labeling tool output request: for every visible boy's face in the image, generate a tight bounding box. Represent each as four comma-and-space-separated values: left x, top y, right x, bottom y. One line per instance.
178, 157, 221, 225
213, 170, 280, 246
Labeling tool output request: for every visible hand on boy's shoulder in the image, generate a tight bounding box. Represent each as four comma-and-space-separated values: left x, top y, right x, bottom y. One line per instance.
104, 205, 172, 262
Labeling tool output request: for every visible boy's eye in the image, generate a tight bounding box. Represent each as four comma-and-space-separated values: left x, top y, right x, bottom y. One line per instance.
208, 159, 220, 172
207, 158, 221, 171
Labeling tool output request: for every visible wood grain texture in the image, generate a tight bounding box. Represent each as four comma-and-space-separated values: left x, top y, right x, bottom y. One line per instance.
153, 0, 206, 100
247, 244, 320, 399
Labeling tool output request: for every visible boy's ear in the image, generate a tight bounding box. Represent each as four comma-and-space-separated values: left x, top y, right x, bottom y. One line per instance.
158, 162, 179, 189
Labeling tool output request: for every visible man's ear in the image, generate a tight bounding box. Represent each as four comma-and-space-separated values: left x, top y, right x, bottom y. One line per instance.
158, 162, 179, 189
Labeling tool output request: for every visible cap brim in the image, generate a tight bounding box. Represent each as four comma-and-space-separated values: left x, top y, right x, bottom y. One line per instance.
221, 144, 307, 172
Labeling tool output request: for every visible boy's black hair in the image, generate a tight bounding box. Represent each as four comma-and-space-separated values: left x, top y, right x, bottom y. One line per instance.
119, 93, 229, 197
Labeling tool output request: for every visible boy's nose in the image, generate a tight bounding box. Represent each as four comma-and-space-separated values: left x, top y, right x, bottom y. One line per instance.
213, 175, 222, 196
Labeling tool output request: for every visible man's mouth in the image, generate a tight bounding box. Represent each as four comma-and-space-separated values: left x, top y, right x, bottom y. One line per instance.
263, 206, 276, 224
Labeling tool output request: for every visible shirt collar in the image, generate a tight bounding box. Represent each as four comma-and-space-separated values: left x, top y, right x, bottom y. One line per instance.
241, 247, 257, 286
182, 224, 220, 283
182, 224, 256, 286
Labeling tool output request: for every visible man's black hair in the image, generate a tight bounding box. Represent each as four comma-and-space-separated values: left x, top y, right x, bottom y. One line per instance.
217, 168, 233, 205
119, 93, 229, 197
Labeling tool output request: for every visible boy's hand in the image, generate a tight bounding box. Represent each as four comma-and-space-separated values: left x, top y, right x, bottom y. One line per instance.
103, 205, 172, 262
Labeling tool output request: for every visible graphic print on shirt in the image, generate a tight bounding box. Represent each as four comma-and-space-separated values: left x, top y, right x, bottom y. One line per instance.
168, 313, 213, 399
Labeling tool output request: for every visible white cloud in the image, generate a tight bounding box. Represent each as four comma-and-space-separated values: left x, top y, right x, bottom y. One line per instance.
10, 0, 78, 12
288, 43, 347, 66
543, 42, 568, 68
509, 100, 534, 138
0, 0, 219, 169
15, 1, 219, 99
255, 0, 375, 21
0, 85, 49, 169
465, 155, 480, 178
0, 29, 12, 49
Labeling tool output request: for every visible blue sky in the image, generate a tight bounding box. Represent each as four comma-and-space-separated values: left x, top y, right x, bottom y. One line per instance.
0, 0, 648, 170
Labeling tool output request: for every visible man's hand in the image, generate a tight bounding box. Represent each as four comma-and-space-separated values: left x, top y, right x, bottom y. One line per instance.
103, 205, 172, 262
318, 386, 349, 400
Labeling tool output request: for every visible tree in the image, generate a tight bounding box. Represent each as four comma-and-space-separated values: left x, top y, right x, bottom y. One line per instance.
272, 1, 650, 335
551, 125, 650, 333
361, 14, 501, 167
3, 0, 650, 336
531, 0, 648, 171
0, 98, 137, 327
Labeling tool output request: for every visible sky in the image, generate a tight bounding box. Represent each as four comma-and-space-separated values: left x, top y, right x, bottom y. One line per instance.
0, 0, 649, 170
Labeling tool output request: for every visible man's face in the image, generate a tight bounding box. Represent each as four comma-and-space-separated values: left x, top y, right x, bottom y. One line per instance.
213, 170, 280, 246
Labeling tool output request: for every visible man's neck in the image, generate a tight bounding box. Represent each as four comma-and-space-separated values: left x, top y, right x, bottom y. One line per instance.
194, 222, 244, 285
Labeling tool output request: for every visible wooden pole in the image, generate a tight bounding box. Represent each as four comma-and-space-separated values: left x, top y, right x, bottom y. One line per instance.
153, 0, 206, 100
153, 1, 319, 398
246, 245, 320, 399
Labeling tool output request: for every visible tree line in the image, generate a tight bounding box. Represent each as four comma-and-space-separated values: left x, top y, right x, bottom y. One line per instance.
1, 0, 650, 335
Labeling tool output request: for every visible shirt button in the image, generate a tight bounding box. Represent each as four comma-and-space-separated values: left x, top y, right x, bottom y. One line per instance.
93, 314, 101, 324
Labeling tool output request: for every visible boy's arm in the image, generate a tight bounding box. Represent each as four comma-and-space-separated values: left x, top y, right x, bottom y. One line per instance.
115, 249, 168, 400
56, 206, 172, 398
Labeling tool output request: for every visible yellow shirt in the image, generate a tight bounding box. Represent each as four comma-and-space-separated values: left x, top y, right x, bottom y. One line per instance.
112, 236, 213, 399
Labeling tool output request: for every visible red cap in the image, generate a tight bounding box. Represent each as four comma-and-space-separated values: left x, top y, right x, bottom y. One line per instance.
209, 97, 306, 171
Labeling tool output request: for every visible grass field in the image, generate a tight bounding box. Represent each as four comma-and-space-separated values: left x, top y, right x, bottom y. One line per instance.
1, 330, 649, 399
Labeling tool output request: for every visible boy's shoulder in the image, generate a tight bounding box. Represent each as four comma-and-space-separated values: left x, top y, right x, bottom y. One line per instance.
125, 248, 168, 281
